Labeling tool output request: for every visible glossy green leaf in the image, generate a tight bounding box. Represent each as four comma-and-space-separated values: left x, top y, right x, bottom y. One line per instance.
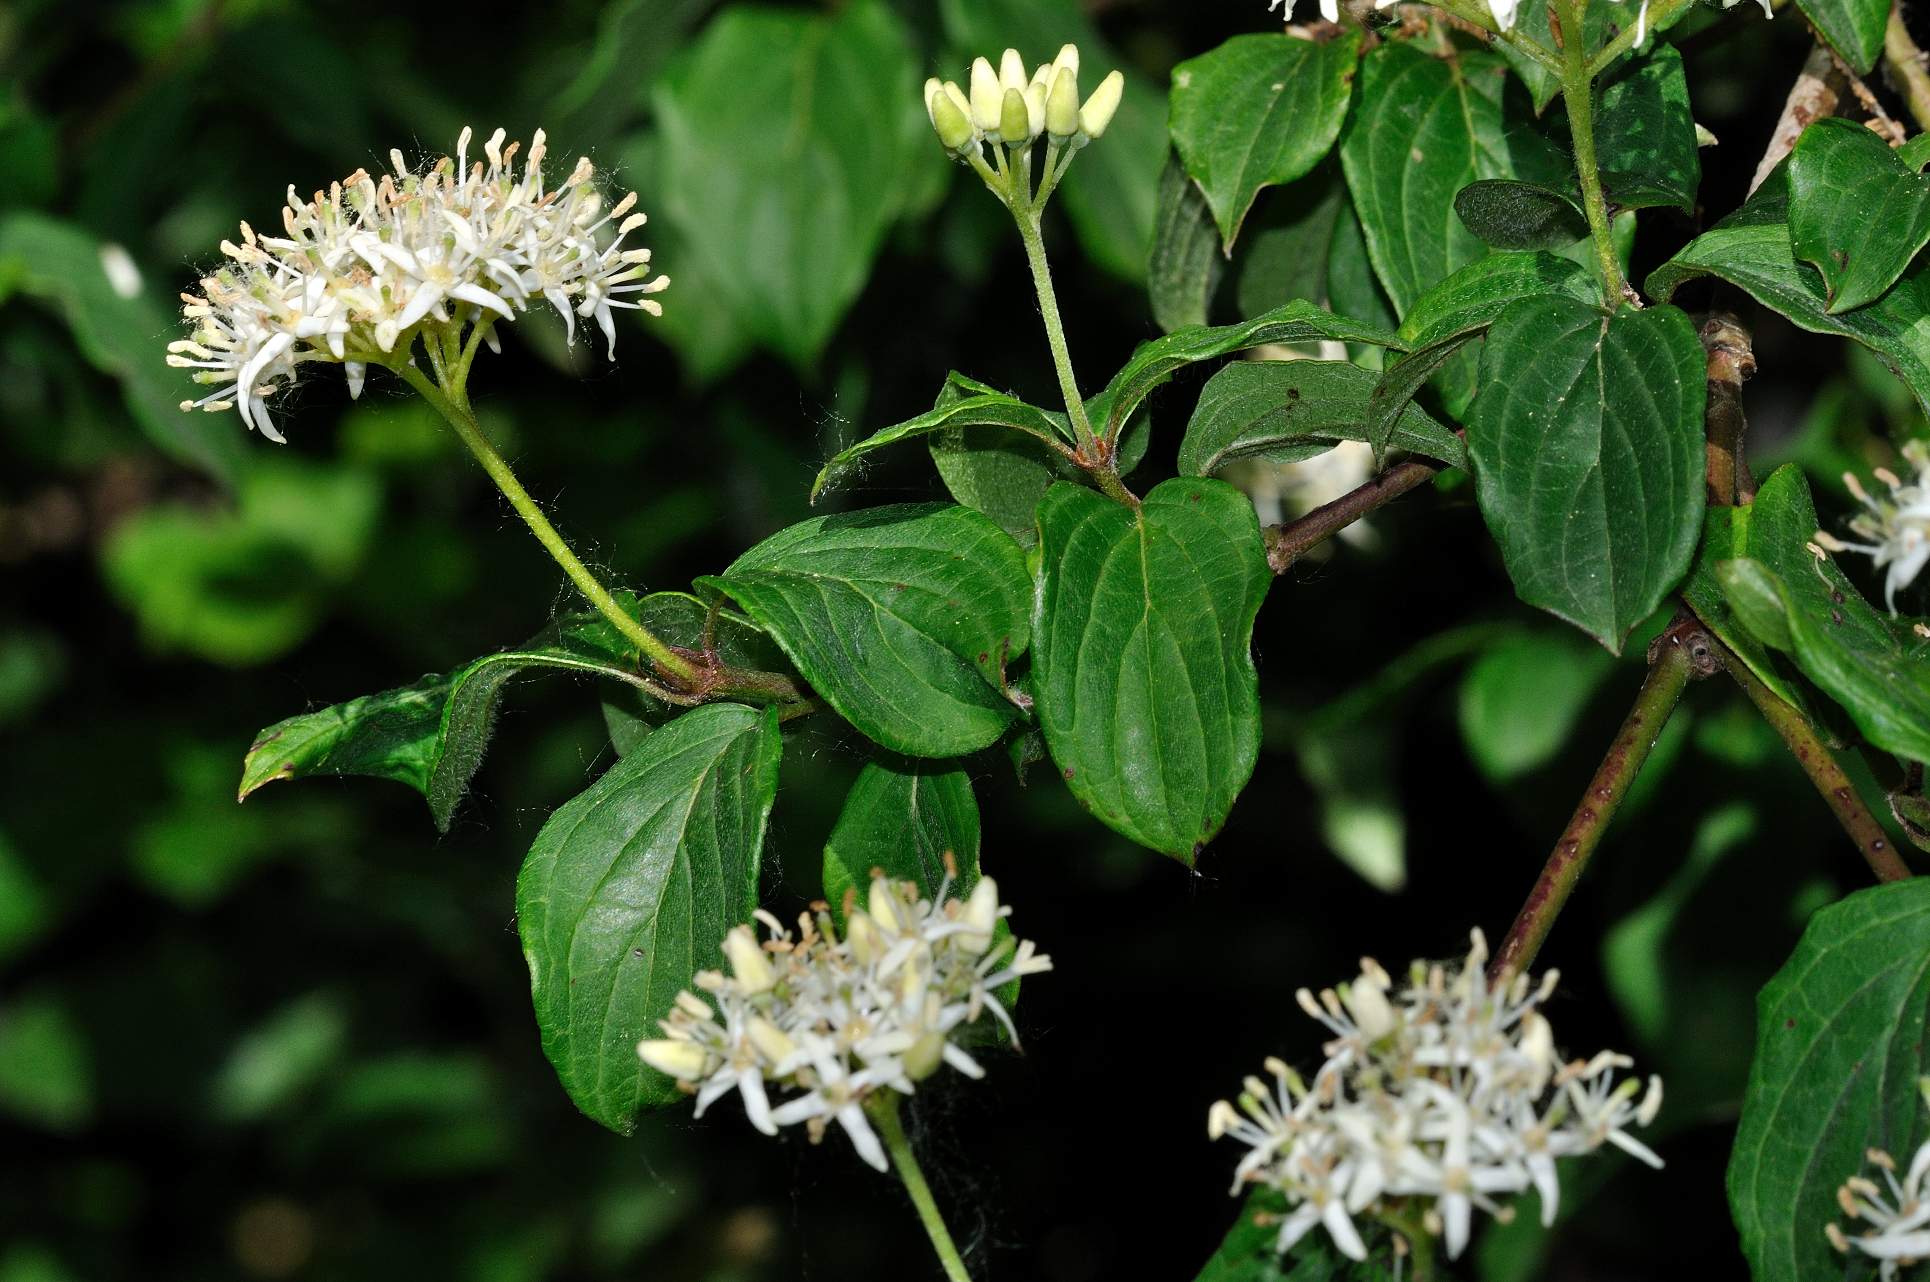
1031, 479, 1270, 861
1648, 181, 1930, 419
699, 504, 1030, 757
822, 759, 980, 919
1788, 117, 1930, 314
1467, 298, 1706, 651
1458, 630, 1616, 782
1728, 877, 1930, 1282
1453, 179, 1588, 251
1233, 166, 1345, 320
516, 703, 781, 1135
1365, 252, 1600, 456
939, 0, 1163, 282
1150, 151, 1225, 332
1178, 360, 1465, 479
812, 382, 1070, 501
1092, 300, 1403, 441
1594, 44, 1700, 213
1795, 0, 1889, 74
1168, 31, 1361, 249
0, 213, 245, 483
1680, 506, 1806, 708
653, 0, 920, 369
1714, 464, 1930, 762
239, 592, 778, 829
1339, 44, 1516, 316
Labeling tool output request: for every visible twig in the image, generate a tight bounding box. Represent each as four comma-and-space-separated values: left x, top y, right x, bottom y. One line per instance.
1490, 618, 1712, 980
1750, 42, 1843, 196
1261, 459, 1439, 574
1719, 642, 1913, 882
1886, 4, 1930, 134
1700, 311, 1758, 506
1835, 46, 1908, 145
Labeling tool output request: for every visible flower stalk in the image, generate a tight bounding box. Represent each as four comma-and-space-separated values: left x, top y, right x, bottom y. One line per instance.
1557, 0, 1633, 305
871, 1094, 975, 1282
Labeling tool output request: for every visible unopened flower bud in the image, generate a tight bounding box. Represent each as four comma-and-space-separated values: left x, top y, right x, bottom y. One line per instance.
868, 877, 903, 934
1023, 82, 1047, 138
1342, 975, 1396, 1040
904, 1029, 947, 1080
1207, 1099, 1239, 1139
846, 909, 884, 964
638, 1038, 709, 1080
958, 877, 1000, 953
1079, 70, 1125, 140
723, 924, 776, 993
1052, 43, 1080, 79
999, 47, 1028, 93
930, 87, 976, 151
1046, 67, 1081, 138
969, 57, 1003, 131
1000, 87, 1033, 144
747, 1016, 798, 1065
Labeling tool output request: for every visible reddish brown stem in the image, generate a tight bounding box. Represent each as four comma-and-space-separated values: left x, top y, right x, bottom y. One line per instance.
1262, 459, 1439, 574
1701, 311, 1757, 506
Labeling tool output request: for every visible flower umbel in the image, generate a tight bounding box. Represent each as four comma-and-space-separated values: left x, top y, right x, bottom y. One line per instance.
923, 45, 1123, 213
637, 870, 1051, 1172
1208, 930, 1663, 1265
1828, 1079, 1930, 1280
1813, 441, 1930, 614
168, 127, 668, 441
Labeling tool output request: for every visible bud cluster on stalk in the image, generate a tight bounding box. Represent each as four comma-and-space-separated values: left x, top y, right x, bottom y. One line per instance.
923, 44, 1123, 209
637, 869, 1051, 1172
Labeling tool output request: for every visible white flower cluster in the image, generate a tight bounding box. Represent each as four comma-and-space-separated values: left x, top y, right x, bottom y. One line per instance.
168, 127, 667, 442
923, 44, 1123, 158
638, 871, 1051, 1172
1208, 930, 1662, 1264
1814, 441, 1930, 614
1828, 1080, 1930, 1280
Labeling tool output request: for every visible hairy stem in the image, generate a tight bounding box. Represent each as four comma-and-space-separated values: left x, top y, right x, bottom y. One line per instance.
396, 360, 701, 685
1261, 459, 1439, 574
1491, 622, 1702, 980
1887, 4, 1930, 133
1720, 644, 1913, 883
1585, 0, 1695, 78
870, 1095, 974, 1282
1015, 213, 1097, 450
1559, 0, 1632, 304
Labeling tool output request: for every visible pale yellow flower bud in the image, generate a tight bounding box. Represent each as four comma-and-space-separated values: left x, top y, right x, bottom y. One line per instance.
930, 88, 976, 152
958, 877, 1000, 954
638, 1038, 709, 1080
999, 87, 1033, 144
1207, 1099, 1240, 1139
969, 57, 1003, 131
1052, 43, 1080, 79
999, 48, 1028, 93
868, 878, 903, 934
722, 924, 776, 993
846, 909, 884, 964
904, 1029, 947, 1080
1079, 70, 1124, 140
1046, 67, 1081, 139
746, 1016, 798, 1065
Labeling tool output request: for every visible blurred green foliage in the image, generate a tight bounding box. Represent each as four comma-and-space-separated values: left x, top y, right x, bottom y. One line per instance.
0, 1, 1923, 1280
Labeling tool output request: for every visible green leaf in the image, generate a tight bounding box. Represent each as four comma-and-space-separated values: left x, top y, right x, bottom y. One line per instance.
1150, 151, 1226, 332
1648, 181, 1930, 420
1339, 44, 1517, 316
1680, 506, 1806, 708
1458, 629, 1616, 782
1497, 0, 1609, 113
1728, 878, 1930, 1282
1467, 299, 1707, 651
813, 383, 1070, 501
516, 703, 781, 1135
1093, 299, 1403, 441
1178, 360, 1466, 479
1714, 464, 1930, 762
822, 759, 980, 919
0, 994, 90, 1131
653, 0, 920, 369
930, 426, 1069, 548
1795, 0, 1890, 74
1452, 179, 1588, 251
1031, 479, 1270, 861
939, 0, 1164, 282
0, 213, 245, 483
699, 504, 1031, 757
239, 592, 777, 829
1168, 31, 1361, 250
1788, 117, 1930, 314
1594, 44, 1700, 213
1233, 166, 1345, 320
1365, 252, 1600, 456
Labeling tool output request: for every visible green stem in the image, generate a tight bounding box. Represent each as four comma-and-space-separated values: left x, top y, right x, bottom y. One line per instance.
1586, 0, 1695, 78
1886, 3, 1930, 133
1014, 212, 1098, 450
1373, 1203, 1437, 1281
869, 1095, 973, 1282
395, 360, 701, 685
1491, 621, 1699, 979
1559, 0, 1633, 305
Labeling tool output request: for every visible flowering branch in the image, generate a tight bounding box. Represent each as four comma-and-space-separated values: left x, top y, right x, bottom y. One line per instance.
1490, 618, 1709, 980
1716, 640, 1914, 883
1261, 458, 1440, 573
